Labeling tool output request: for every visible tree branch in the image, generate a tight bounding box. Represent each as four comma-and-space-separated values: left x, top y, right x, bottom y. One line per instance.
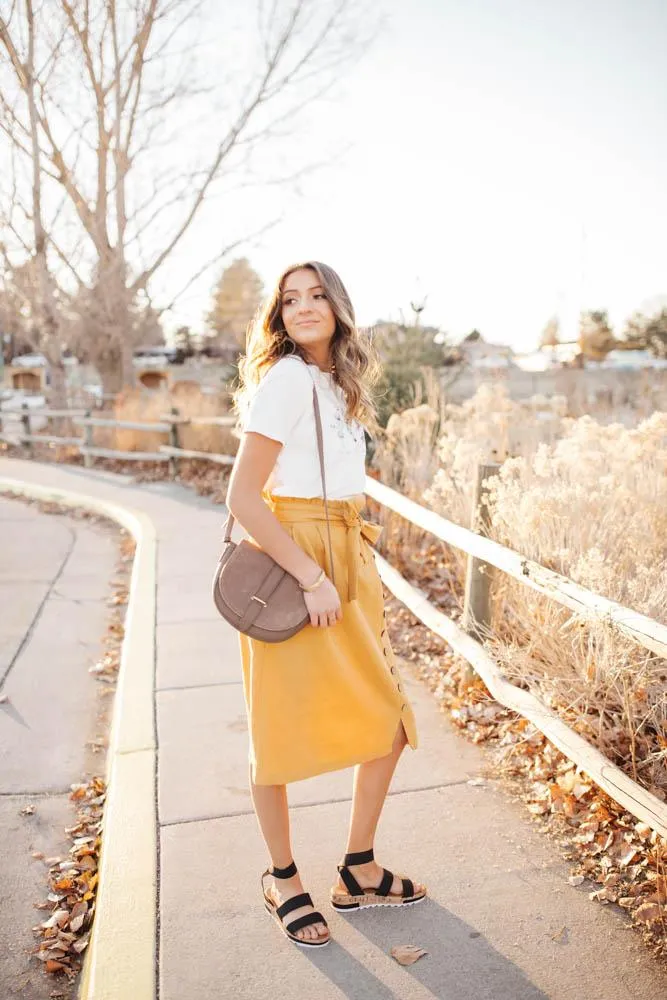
156, 217, 279, 315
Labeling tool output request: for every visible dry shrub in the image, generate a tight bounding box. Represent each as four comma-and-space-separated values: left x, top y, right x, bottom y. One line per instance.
483, 412, 667, 796
556, 368, 667, 424
379, 381, 667, 797
375, 383, 569, 587
423, 382, 568, 529
108, 383, 238, 456
371, 372, 443, 582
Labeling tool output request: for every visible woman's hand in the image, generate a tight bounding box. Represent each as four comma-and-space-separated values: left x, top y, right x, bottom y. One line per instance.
303, 576, 342, 629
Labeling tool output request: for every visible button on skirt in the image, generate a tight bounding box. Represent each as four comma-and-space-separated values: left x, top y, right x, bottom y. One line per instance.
238, 492, 419, 785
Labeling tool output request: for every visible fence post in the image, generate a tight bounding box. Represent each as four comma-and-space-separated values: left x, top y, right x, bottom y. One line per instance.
462, 461, 501, 643
21, 402, 32, 457
82, 409, 93, 468
168, 406, 180, 478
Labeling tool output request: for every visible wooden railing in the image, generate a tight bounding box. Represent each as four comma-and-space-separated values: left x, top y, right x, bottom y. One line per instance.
0, 403, 236, 472
364, 473, 667, 840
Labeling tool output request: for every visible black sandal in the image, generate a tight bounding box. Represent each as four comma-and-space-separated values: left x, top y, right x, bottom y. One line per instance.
330, 848, 427, 911
261, 860, 330, 947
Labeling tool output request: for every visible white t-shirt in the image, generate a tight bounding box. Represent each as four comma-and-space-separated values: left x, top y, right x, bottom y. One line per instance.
241, 356, 367, 499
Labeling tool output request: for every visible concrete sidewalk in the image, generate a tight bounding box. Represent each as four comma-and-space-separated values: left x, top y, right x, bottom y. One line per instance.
0, 457, 665, 1000
0, 495, 117, 1000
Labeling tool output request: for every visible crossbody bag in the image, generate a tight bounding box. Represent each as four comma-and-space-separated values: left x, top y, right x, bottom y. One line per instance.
212, 382, 335, 642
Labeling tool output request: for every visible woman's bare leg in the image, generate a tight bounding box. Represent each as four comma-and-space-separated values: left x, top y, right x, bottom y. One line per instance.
248, 762, 329, 942
336, 721, 426, 896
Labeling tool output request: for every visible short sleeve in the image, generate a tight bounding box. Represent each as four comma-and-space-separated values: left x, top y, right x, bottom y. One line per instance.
242, 357, 313, 443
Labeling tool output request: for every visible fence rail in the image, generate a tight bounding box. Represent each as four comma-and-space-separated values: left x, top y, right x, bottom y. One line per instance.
364, 475, 667, 660
0, 403, 237, 470
376, 549, 667, 840
73, 417, 172, 432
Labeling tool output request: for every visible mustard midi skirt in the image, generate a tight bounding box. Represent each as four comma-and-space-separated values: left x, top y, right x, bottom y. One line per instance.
238, 492, 419, 785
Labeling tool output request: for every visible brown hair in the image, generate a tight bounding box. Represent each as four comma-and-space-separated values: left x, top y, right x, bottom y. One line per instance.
233, 260, 381, 436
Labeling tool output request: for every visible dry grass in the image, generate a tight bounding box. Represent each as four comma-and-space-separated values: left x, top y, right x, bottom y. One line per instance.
373, 380, 667, 955
484, 413, 667, 797
372, 383, 667, 799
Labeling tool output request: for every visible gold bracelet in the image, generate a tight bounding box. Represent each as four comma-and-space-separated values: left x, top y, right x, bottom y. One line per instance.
300, 568, 325, 593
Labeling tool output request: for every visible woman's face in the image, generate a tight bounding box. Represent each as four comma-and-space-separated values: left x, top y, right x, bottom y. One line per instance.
280, 268, 336, 356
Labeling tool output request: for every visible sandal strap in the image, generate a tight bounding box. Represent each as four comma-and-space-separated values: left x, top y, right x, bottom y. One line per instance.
276, 891, 313, 920
377, 869, 394, 896
337, 864, 364, 897
343, 848, 374, 865
271, 860, 297, 878
286, 911, 327, 935
401, 877, 415, 898
336, 863, 416, 900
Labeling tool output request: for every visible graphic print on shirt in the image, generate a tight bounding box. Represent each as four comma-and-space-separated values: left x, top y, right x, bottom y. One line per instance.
331, 403, 366, 455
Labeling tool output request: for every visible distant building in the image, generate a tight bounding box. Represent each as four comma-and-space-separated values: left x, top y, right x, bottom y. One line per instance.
457, 334, 515, 369
3, 353, 48, 393
598, 349, 667, 370
514, 341, 582, 372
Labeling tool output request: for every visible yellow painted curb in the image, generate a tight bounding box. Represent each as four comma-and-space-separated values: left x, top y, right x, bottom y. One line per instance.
0, 477, 158, 1000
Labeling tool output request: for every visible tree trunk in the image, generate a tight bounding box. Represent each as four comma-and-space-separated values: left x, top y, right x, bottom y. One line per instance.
46, 360, 68, 409
97, 356, 127, 398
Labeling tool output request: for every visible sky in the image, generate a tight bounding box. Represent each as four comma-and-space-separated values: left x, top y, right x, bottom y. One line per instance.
157, 0, 667, 352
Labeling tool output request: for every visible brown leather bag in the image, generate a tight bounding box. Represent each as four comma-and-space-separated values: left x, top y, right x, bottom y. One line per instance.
212, 381, 336, 642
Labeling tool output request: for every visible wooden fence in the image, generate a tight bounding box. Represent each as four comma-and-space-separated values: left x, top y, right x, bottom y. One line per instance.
364, 474, 667, 841
2, 403, 666, 838
0, 403, 236, 474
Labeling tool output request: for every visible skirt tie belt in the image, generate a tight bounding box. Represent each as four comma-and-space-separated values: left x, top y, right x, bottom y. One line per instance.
262, 494, 383, 602
340, 507, 383, 602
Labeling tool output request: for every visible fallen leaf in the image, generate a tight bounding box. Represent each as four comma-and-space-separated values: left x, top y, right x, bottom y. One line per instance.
617, 846, 639, 867
390, 944, 428, 966
52, 878, 74, 892
19, 804, 36, 816
44, 960, 66, 974
635, 902, 663, 924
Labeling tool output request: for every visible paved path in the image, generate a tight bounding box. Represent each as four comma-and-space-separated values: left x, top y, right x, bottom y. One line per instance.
1, 457, 666, 1000
0, 493, 117, 999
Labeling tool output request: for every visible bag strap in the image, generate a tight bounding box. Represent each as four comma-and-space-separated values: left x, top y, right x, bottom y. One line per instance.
223, 380, 336, 587
311, 382, 336, 587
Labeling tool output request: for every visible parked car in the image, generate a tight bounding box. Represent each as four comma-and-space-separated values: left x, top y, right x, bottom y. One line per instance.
133, 345, 186, 366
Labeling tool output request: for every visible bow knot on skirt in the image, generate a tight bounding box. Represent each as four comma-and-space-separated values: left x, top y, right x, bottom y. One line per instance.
263, 492, 382, 602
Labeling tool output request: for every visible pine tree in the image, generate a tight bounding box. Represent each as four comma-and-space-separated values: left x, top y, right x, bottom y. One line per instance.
206, 258, 264, 348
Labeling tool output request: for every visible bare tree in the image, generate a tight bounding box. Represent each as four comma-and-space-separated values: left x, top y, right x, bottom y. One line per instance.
0, 0, 69, 399
0, 0, 373, 394
624, 307, 667, 358
578, 309, 616, 361
539, 315, 560, 349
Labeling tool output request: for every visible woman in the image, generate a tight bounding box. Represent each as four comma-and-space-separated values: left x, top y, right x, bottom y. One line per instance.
226, 260, 426, 949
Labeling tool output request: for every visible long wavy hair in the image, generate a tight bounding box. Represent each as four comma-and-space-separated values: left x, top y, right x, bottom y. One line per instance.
233, 260, 381, 436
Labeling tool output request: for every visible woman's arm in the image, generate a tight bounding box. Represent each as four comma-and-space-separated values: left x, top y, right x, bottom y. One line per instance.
226, 430, 323, 588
